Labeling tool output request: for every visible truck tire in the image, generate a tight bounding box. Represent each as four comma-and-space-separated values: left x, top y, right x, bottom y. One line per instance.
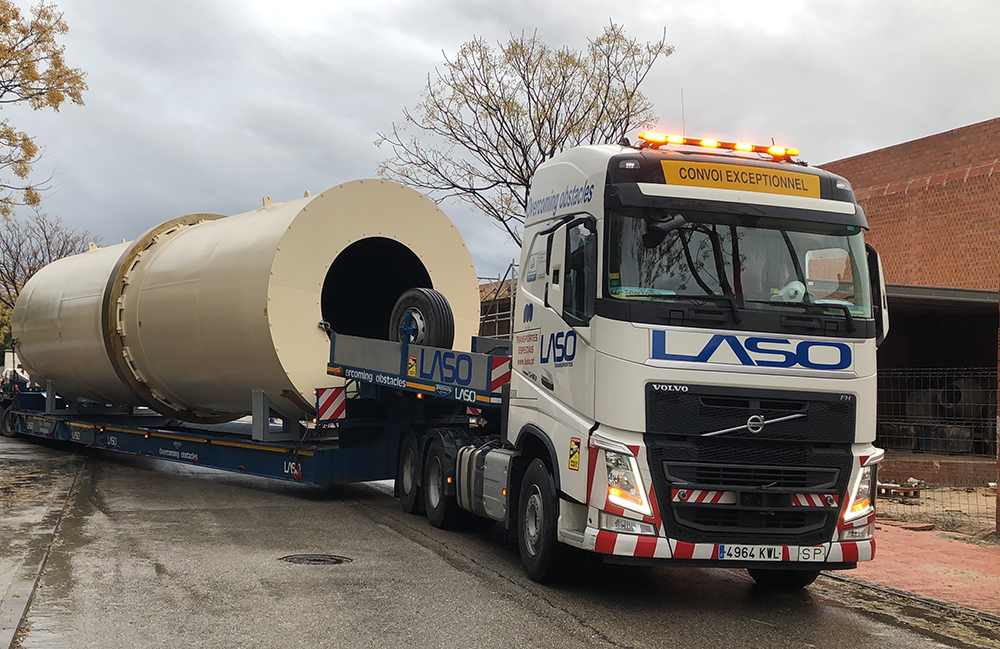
747, 568, 821, 589
423, 439, 459, 528
1, 406, 15, 437
518, 458, 567, 582
388, 288, 454, 349
397, 430, 423, 515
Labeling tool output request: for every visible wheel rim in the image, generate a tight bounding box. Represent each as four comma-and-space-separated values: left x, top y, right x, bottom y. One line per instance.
523, 485, 543, 557
401, 446, 415, 494
399, 308, 427, 345
427, 455, 442, 509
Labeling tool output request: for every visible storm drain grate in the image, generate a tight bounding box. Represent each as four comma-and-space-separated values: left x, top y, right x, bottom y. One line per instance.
278, 554, 352, 566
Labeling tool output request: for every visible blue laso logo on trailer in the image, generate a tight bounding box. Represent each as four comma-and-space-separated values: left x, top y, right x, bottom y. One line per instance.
651, 331, 851, 370
418, 349, 474, 386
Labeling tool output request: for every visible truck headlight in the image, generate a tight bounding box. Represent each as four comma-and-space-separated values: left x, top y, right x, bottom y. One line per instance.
605, 450, 653, 517
843, 464, 876, 522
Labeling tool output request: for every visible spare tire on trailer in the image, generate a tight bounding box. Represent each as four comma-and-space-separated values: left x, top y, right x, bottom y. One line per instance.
388, 288, 455, 349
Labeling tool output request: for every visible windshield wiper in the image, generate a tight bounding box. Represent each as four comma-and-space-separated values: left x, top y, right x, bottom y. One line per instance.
686, 294, 742, 324
776, 231, 854, 332
753, 299, 856, 333
806, 301, 856, 332
677, 228, 742, 324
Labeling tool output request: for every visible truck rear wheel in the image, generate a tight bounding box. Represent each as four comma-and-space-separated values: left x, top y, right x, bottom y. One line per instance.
423, 439, 459, 528
747, 568, 821, 589
388, 288, 454, 349
518, 458, 566, 582
397, 430, 423, 514
1, 406, 15, 437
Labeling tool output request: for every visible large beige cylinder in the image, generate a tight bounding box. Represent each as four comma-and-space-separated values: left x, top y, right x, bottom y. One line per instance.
12, 180, 480, 422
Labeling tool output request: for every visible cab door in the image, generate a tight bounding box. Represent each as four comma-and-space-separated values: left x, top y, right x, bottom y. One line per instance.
538, 216, 597, 412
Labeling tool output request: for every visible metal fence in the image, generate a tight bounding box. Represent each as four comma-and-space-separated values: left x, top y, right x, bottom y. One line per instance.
876, 368, 997, 534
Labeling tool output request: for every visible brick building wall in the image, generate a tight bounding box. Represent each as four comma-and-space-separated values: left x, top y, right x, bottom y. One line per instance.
820, 117, 1000, 290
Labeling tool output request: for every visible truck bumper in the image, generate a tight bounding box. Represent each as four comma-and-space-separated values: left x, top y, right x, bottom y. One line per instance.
582, 527, 874, 567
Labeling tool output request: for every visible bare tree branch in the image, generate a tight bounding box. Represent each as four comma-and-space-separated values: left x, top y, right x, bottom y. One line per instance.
0, 208, 96, 344
376, 23, 673, 246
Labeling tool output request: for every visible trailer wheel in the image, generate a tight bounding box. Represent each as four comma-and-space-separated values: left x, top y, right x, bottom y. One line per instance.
518, 458, 566, 582
747, 568, 821, 589
1, 406, 15, 437
388, 288, 455, 349
423, 439, 459, 528
397, 430, 423, 515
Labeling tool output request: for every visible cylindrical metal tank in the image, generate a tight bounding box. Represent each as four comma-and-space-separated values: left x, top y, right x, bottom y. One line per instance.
12, 180, 480, 422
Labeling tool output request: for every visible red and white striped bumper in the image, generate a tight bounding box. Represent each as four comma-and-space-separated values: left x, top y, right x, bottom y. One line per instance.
583, 528, 874, 563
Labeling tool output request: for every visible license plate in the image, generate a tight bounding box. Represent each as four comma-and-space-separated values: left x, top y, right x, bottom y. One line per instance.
718, 544, 783, 561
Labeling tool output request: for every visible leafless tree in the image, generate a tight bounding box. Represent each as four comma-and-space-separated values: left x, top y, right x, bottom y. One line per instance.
0, 209, 94, 343
376, 23, 672, 245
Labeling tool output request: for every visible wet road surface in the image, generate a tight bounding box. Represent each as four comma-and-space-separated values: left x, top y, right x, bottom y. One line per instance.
6, 437, 1000, 649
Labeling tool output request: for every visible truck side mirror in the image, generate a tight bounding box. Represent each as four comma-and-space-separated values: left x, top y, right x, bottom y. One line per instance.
866, 244, 889, 347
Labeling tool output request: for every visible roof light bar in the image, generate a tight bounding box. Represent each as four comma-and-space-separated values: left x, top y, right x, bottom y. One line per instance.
637, 132, 799, 159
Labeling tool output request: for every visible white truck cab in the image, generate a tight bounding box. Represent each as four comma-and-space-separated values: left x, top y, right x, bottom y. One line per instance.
505, 133, 887, 586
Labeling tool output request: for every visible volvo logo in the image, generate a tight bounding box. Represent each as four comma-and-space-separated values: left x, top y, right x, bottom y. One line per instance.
746, 415, 765, 434
700, 412, 807, 438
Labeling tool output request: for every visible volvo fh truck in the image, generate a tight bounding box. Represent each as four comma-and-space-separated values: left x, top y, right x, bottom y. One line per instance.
4, 134, 887, 589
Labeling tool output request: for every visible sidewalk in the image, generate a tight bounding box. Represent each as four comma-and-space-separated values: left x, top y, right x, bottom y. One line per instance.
0, 437, 81, 649
849, 519, 1000, 618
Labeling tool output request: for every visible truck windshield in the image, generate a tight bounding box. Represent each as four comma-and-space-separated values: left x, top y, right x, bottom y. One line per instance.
607, 208, 873, 319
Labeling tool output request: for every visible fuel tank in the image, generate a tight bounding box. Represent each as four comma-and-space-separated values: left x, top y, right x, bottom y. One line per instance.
12, 180, 480, 422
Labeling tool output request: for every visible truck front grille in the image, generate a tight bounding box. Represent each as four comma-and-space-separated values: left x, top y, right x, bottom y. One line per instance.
664, 463, 839, 490
661, 460, 837, 538
645, 384, 855, 546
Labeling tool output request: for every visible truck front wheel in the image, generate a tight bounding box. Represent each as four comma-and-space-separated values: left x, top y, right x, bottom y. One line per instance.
397, 430, 423, 515
747, 568, 821, 589
518, 458, 566, 582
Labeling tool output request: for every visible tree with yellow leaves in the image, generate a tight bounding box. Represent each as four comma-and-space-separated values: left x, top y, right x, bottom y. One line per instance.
376, 23, 672, 246
0, 1, 87, 348
0, 0, 86, 212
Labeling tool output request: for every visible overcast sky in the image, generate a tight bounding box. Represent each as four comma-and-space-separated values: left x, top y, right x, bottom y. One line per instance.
9, 0, 1000, 277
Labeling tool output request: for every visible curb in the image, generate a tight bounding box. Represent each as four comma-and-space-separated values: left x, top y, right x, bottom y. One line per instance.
0, 461, 82, 649
822, 571, 1000, 625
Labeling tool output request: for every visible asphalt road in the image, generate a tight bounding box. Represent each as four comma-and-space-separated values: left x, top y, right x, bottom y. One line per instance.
7, 439, 1000, 649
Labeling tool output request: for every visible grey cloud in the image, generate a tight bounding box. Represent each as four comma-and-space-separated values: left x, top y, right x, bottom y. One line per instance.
5, 0, 998, 278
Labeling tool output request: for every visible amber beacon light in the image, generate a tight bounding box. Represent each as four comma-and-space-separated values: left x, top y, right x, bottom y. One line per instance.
637, 131, 800, 160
